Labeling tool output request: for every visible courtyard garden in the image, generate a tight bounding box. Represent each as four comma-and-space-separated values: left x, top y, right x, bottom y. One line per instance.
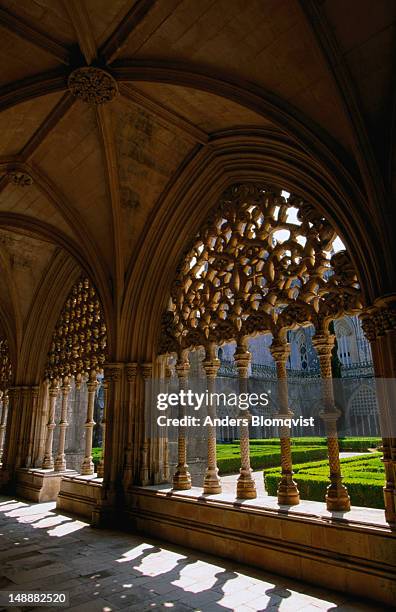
216, 437, 380, 474
92, 437, 383, 508
217, 437, 383, 508
264, 452, 384, 508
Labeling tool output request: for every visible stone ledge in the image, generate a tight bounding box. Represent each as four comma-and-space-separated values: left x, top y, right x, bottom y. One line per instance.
124, 486, 396, 606
56, 473, 103, 518
15, 467, 78, 502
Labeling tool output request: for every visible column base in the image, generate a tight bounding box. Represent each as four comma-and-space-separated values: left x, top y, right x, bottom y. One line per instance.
96, 461, 104, 478
277, 481, 300, 505
203, 468, 222, 494
54, 458, 66, 472
42, 457, 54, 470
325, 482, 351, 512
237, 473, 257, 499
172, 469, 191, 490
383, 486, 396, 523
80, 459, 95, 476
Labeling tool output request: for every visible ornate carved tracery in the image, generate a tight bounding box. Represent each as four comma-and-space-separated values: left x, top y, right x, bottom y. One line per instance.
161, 183, 362, 352
0, 338, 12, 390
68, 67, 118, 105
46, 277, 107, 380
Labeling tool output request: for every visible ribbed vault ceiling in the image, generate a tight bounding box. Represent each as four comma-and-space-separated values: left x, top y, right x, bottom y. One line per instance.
0, 0, 394, 371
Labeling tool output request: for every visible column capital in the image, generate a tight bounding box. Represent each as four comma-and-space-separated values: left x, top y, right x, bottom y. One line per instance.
360, 310, 377, 342
21, 386, 31, 399
48, 379, 59, 397
312, 332, 335, 356
360, 299, 396, 339
61, 383, 71, 396
234, 343, 251, 377
31, 385, 40, 399
175, 360, 190, 380
270, 340, 290, 364
104, 363, 123, 382
87, 369, 99, 392
126, 362, 138, 382
141, 362, 153, 380
202, 360, 220, 378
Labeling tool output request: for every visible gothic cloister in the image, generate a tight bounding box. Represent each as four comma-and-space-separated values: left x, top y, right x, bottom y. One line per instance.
0, 1, 395, 610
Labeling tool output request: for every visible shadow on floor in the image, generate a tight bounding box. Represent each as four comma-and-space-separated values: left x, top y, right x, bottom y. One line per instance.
0, 495, 380, 612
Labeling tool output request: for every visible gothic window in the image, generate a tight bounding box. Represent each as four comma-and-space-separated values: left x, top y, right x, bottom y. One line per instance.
335, 320, 353, 366
300, 343, 308, 370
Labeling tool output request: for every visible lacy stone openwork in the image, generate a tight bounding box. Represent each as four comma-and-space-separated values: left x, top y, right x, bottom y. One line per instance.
46, 276, 107, 381
158, 183, 363, 510
161, 183, 362, 351
43, 277, 108, 475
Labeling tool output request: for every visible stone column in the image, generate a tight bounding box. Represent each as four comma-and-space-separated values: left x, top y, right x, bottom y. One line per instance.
16, 387, 30, 468
361, 302, 396, 522
162, 360, 173, 482
123, 363, 138, 487
96, 376, 108, 479
42, 379, 59, 470
173, 354, 192, 490
0, 390, 9, 463
234, 341, 256, 499
203, 343, 221, 494
270, 340, 300, 505
33, 381, 48, 467
140, 363, 153, 486
1, 387, 17, 476
54, 377, 71, 472
81, 370, 98, 475
313, 332, 350, 511
25, 386, 40, 468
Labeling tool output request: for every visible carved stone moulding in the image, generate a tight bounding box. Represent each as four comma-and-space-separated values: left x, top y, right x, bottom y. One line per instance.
0, 337, 12, 390
360, 300, 396, 341
68, 67, 118, 105
10, 172, 33, 187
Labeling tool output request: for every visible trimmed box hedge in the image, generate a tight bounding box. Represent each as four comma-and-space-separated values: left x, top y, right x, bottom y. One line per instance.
226, 437, 380, 451
264, 453, 384, 509
92, 447, 101, 467
217, 446, 328, 474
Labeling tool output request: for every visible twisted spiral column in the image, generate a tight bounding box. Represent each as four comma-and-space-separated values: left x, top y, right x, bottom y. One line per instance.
313, 333, 350, 512
42, 379, 59, 470
0, 391, 9, 463
234, 342, 256, 499
80, 370, 98, 475
173, 355, 192, 490
270, 340, 300, 505
203, 343, 221, 494
54, 377, 71, 472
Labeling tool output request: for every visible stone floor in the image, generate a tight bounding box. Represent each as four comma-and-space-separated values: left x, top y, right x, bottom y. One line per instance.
0, 495, 382, 612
